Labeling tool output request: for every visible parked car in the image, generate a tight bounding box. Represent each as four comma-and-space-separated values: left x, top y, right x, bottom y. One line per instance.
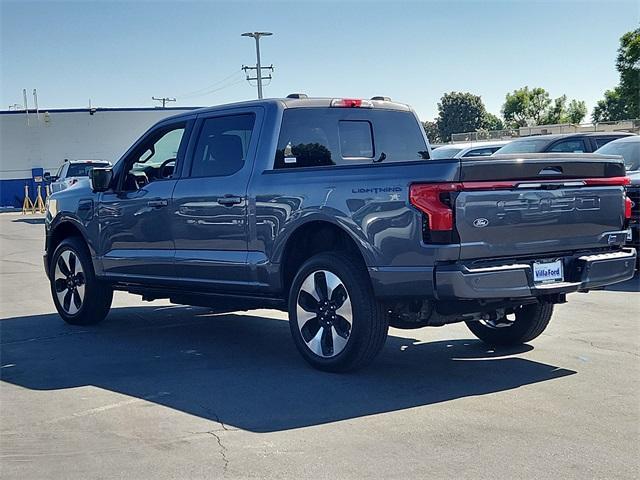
595, 135, 640, 262
430, 140, 511, 159
44, 97, 636, 372
494, 132, 634, 155
46, 160, 112, 193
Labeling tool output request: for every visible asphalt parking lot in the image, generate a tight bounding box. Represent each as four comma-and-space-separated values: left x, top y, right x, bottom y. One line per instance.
0, 212, 638, 479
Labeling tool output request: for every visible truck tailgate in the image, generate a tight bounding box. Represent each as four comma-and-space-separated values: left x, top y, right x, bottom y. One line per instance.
455, 154, 628, 260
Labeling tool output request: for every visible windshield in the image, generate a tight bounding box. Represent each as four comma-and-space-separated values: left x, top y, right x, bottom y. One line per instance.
495, 138, 549, 154
67, 162, 111, 177
595, 140, 640, 172
430, 147, 463, 159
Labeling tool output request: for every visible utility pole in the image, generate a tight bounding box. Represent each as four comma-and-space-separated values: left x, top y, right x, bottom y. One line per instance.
152, 96, 176, 108
241, 32, 274, 99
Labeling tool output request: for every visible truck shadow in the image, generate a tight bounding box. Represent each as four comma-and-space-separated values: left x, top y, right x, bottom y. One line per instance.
0, 306, 575, 433
10, 217, 45, 225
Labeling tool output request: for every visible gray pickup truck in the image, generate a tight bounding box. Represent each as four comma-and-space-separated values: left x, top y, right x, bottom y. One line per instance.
44, 96, 636, 372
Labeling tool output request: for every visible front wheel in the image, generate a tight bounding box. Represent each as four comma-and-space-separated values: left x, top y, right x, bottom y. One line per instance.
465, 302, 554, 346
288, 253, 388, 372
50, 237, 113, 325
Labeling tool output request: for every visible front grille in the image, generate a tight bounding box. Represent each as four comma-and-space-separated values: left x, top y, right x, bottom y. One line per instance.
627, 187, 640, 219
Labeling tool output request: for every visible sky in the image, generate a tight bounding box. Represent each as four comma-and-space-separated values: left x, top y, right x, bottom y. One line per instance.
1, 0, 638, 121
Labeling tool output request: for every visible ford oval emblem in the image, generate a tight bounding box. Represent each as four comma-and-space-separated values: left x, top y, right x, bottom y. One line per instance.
473, 218, 489, 228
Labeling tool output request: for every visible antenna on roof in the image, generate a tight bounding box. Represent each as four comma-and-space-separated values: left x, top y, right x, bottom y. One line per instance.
33, 89, 40, 120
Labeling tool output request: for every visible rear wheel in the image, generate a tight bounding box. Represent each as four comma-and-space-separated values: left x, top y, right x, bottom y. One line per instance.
465, 302, 554, 346
50, 237, 112, 325
288, 253, 388, 372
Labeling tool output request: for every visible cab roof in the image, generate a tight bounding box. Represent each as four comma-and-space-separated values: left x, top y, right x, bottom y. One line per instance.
165, 97, 413, 120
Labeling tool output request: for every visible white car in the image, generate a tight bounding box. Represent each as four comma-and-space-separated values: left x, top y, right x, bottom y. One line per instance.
47, 160, 111, 193
430, 140, 511, 159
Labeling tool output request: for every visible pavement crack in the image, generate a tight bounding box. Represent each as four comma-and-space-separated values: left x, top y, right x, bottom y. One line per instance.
207, 430, 229, 475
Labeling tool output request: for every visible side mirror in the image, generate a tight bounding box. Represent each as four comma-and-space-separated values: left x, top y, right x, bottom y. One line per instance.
90, 167, 113, 192
43, 172, 51, 182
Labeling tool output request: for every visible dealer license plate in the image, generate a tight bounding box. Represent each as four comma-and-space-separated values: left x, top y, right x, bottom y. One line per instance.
533, 259, 564, 283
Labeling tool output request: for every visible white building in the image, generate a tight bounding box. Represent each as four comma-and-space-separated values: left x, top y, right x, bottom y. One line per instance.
0, 107, 198, 207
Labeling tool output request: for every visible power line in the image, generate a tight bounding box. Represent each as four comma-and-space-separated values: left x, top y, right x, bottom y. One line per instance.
176, 69, 244, 99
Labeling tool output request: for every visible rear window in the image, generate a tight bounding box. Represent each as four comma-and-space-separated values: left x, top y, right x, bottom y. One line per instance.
67, 162, 110, 177
596, 139, 640, 172
274, 108, 429, 169
431, 147, 463, 159
463, 146, 500, 157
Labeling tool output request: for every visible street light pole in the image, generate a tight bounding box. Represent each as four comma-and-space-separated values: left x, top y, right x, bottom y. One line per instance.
241, 31, 273, 99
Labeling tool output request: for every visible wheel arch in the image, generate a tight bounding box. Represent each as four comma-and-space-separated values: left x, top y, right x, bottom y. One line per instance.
278, 218, 374, 297
47, 218, 95, 276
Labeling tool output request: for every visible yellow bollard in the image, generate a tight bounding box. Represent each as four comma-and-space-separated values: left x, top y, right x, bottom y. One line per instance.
34, 184, 45, 214
22, 185, 35, 215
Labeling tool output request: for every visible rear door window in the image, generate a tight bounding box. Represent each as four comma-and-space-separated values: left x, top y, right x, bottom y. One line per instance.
548, 139, 587, 153
190, 114, 256, 177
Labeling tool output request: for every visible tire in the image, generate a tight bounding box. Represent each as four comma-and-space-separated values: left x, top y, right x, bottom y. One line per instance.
50, 236, 113, 325
465, 302, 554, 347
288, 253, 388, 372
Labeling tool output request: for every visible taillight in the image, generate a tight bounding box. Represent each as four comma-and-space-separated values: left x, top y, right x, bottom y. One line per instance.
583, 176, 630, 186
410, 183, 461, 231
330, 98, 373, 108
625, 195, 632, 219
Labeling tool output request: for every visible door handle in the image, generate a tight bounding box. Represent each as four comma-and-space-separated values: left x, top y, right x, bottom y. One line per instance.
217, 195, 242, 206
147, 199, 168, 208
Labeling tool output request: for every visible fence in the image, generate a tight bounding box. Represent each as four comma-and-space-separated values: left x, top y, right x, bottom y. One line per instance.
449, 119, 640, 144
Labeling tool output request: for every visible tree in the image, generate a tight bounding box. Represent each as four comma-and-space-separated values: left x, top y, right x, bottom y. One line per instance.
541, 96, 587, 124
422, 121, 441, 143
542, 95, 567, 125
592, 28, 640, 121
592, 87, 627, 122
436, 91, 487, 141
483, 112, 504, 131
502, 86, 551, 127
566, 99, 587, 124
616, 28, 640, 119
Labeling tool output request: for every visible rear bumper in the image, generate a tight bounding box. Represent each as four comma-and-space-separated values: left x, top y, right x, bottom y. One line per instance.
435, 248, 636, 299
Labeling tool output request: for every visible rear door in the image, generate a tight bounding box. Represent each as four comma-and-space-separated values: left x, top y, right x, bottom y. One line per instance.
171, 107, 263, 289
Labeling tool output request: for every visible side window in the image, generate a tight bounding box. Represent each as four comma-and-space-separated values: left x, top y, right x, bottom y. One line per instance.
122, 123, 186, 191
548, 139, 586, 153
339, 121, 374, 158
190, 114, 255, 177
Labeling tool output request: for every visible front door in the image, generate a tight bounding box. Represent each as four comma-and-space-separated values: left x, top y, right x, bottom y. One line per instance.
171, 109, 262, 289
98, 121, 190, 280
